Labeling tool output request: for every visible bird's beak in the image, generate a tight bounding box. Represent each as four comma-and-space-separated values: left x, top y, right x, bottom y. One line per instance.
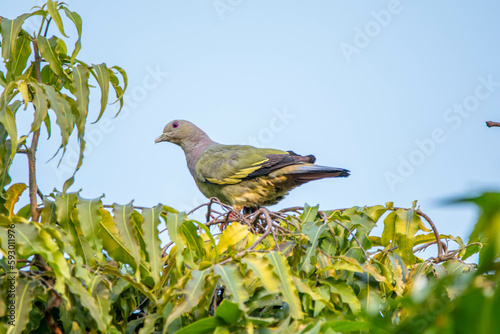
155, 133, 168, 144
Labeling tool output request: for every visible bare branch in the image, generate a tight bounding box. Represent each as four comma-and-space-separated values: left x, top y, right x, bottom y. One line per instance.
486, 121, 500, 128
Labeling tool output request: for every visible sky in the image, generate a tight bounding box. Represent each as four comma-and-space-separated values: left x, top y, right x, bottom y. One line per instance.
5, 1, 500, 255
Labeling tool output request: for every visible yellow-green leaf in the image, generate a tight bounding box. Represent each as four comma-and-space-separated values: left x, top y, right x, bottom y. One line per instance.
141, 205, 163, 286
62, 8, 82, 65
37, 36, 68, 81
91, 63, 110, 123
112, 203, 141, 272
214, 264, 249, 311
265, 252, 303, 319
47, 0, 69, 38
5, 183, 27, 217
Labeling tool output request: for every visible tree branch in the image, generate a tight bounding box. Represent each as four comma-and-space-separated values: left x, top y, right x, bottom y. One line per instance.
28, 39, 42, 222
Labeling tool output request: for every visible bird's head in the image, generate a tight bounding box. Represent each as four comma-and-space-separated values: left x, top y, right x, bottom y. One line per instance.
155, 120, 205, 147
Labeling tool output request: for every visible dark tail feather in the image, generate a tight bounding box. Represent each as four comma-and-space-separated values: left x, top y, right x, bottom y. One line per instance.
287, 164, 350, 185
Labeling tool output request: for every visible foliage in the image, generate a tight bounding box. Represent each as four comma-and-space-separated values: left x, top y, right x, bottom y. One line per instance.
0, 2, 499, 334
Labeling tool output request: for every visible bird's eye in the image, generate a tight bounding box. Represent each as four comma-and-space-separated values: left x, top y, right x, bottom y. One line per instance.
172, 122, 179, 128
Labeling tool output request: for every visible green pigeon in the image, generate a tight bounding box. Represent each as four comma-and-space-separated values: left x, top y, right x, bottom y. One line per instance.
155, 120, 350, 211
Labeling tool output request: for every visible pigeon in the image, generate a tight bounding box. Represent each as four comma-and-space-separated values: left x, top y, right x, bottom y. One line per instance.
155, 120, 349, 212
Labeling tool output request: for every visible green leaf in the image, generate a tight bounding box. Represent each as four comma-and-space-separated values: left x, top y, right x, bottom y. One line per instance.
215, 300, 243, 325
317, 256, 364, 274
72, 64, 90, 134
300, 204, 319, 223
456, 193, 500, 271
365, 205, 387, 222
62, 8, 82, 65
7, 279, 37, 334
292, 276, 334, 309
242, 253, 281, 294
42, 84, 75, 147
0, 102, 17, 161
6, 33, 32, 79
166, 269, 211, 327
110, 65, 127, 116
382, 209, 421, 265
166, 211, 187, 272
138, 314, 161, 334
112, 203, 141, 272
214, 263, 249, 311
321, 320, 372, 332
54, 192, 94, 265
100, 208, 138, 268
76, 195, 104, 258
265, 252, 303, 319
215, 223, 250, 256
176, 317, 224, 334
102, 265, 157, 304
0, 13, 31, 61
299, 223, 327, 273
91, 63, 110, 123
13, 218, 71, 293
67, 277, 106, 332
47, 0, 69, 37
5, 183, 27, 217
321, 278, 361, 314
37, 36, 69, 81
141, 205, 163, 286
191, 219, 219, 262
29, 82, 48, 133
181, 220, 205, 268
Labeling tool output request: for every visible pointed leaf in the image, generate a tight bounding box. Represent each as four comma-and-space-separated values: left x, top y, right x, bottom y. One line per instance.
42, 84, 74, 147
72, 64, 90, 134
112, 203, 141, 270
265, 252, 303, 319
242, 253, 280, 294
6, 33, 31, 79
5, 183, 27, 217
300, 204, 319, 223
8, 279, 37, 334
141, 205, 163, 286
67, 277, 106, 332
30, 82, 48, 133
214, 263, 249, 311
76, 195, 104, 257
299, 223, 327, 273
62, 8, 82, 65
166, 269, 211, 326
321, 278, 361, 314
47, 0, 69, 37
91, 63, 109, 123
166, 211, 187, 272
36, 36, 68, 81
1, 13, 31, 60
215, 223, 250, 256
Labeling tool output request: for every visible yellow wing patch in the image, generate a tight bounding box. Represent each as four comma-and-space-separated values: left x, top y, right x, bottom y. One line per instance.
206, 158, 269, 185
206, 177, 241, 185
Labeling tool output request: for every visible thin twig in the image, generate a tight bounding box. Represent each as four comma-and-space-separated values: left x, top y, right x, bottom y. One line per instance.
27, 39, 43, 222
416, 209, 444, 259
187, 202, 209, 216
161, 241, 174, 257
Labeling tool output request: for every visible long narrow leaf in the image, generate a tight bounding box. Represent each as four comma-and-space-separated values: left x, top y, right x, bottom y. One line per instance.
141, 205, 163, 286
265, 252, 303, 319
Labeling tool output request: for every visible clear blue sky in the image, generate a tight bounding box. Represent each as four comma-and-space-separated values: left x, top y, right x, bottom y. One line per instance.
6, 1, 500, 251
